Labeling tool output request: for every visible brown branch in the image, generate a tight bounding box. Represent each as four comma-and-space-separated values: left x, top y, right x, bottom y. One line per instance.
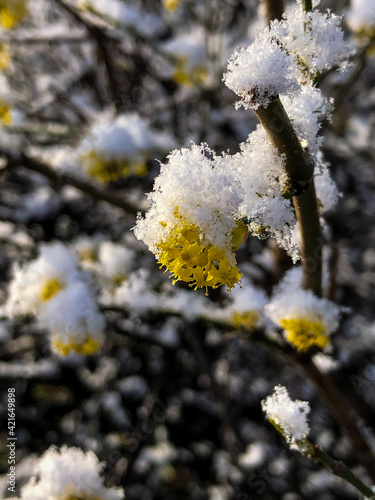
306, 443, 375, 499
253, 95, 322, 296
4, 152, 144, 216
261, 0, 284, 25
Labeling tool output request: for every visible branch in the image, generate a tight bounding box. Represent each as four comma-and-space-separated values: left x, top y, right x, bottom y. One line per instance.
296, 353, 375, 482
260, 334, 375, 482
269, 418, 375, 499
4, 152, 145, 216
307, 443, 375, 499
261, 0, 284, 25
253, 95, 322, 296
3, 34, 88, 44
302, 0, 312, 13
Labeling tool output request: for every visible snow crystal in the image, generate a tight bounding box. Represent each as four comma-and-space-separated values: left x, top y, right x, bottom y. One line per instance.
262, 385, 310, 445
20, 446, 124, 500
6, 242, 80, 317
39, 280, 105, 356
270, 1, 354, 76
223, 33, 300, 110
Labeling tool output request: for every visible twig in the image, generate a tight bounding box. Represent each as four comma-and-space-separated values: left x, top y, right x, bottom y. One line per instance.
4, 152, 145, 216
302, 0, 312, 13
261, 0, 284, 25
253, 96, 322, 296
256, 332, 375, 482
327, 241, 339, 301
307, 443, 375, 499
4, 34, 88, 44
296, 353, 375, 482
269, 418, 375, 499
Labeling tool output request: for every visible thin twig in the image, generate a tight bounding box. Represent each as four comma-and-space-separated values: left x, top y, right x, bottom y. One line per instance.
253, 96, 322, 296
269, 418, 375, 499
4, 152, 145, 216
302, 0, 312, 13
261, 0, 284, 25
307, 443, 375, 499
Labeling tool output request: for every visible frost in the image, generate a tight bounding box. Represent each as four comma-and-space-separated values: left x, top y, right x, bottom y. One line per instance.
281, 85, 333, 157
270, 1, 355, 76
314, 158, 340, 213
223, 34, 301, 110
262, 385, 310, 447
78, 112, 174, 163
203, 276, 268, 329
134, 143, 243, 259
265, 270, 341, 351
39, 280, 105, 357
161, 27, 209, 87
6, 243, 80, 317
20, 446, 124, 500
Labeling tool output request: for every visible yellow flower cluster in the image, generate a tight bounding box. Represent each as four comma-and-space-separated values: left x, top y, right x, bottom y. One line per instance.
80, 150, 147, 184
173, 56, 208, 88
232, 310, 260, 330
52, 336, 102, 357
157, 215, 247, 294
0, 0, 28, 29
40, 278, 64, 302
0, 98, 12, 126
280, 316, 330, 352
162, 0, 179, 12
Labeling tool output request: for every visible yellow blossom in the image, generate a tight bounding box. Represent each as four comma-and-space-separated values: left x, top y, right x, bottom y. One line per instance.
162, 0, 179, 12
0, 42, 10, 70
173, 56, 208, 88
0, 98, 12, 126
77, 247, 98, 263
52, 335, 102, 356
40, 278, 64, 302
232, 310, 260, 330
157, 214, 246, 294
0, 0, 28, 29
80, 150, 147, 184
280, 316, 330, 352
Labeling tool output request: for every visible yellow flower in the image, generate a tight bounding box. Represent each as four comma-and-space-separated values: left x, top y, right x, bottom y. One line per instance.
173, 56, 208, 88
0, 0, 28, 29
77, 247, 98, 263
0, 98, 12, 126
52, 335, 102, 356
157, 214, 247, 294
40, 278, 64, 302
80, 150, 147, 184
232, 310, 260, 330
162, 0, 179, 12
280, 316, 330, 352
0, 42, 10, 70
